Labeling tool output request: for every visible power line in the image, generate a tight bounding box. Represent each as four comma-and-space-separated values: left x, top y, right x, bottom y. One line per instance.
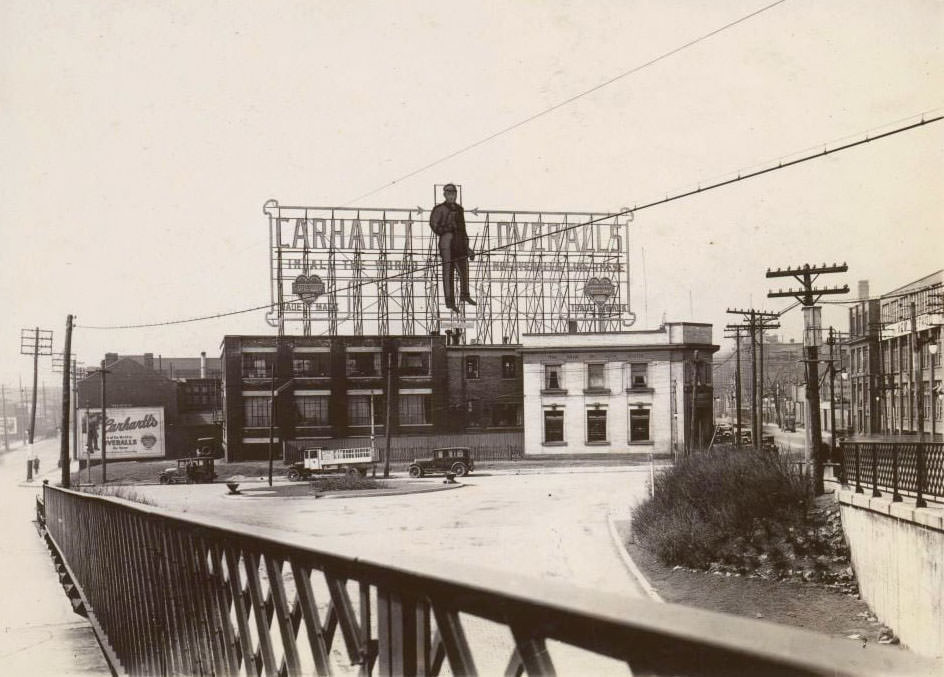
342, 0, 790, 206
76, 111, 943, 330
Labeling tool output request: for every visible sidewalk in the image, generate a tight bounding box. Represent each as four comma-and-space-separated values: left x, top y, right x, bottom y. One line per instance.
0, 438, 111, 676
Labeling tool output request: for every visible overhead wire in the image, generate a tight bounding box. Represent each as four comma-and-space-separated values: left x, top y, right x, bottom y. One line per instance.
76, 111, 944, 330
342, 0, 790, 206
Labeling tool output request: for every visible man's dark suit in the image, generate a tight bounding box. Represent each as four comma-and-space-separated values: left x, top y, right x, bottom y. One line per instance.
429, 200, 474, 309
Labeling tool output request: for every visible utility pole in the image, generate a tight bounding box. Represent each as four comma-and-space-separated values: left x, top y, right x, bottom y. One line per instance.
1, 384, 8, 451
726, 309, 779, 448
59, 315, 73, 487
723, 327, 744, 448
20, 327, 53, 445
768, 262, 848, 494
383, 348, 394, 478
87, 361, 111, 484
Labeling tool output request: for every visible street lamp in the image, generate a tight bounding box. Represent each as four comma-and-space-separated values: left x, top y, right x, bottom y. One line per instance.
930, 343, 938, 439
840, 368, 848, 435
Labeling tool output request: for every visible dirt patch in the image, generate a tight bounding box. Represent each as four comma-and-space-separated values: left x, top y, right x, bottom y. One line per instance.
616, 519, 899, 648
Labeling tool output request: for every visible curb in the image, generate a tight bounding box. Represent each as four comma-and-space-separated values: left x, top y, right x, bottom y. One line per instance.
223, 480, 467, 500
606, 512, 664, 603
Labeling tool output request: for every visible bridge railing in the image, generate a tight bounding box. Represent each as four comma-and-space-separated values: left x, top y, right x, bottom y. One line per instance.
40, 484, 936, 676
839, 441, 944, 506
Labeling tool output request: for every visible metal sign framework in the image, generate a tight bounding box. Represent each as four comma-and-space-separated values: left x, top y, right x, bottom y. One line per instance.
265, 199, 634, 343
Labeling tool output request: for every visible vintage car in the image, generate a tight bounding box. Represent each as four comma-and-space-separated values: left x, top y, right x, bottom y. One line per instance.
408, 447, 474, 478
158, 457, 217, 484
287, 446, 375, 481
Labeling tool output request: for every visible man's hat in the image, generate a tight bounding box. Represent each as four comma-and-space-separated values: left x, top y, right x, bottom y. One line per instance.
443, 183, 457, 192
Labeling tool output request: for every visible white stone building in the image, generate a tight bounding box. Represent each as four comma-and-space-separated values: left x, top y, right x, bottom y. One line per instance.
520, 324, 718, 456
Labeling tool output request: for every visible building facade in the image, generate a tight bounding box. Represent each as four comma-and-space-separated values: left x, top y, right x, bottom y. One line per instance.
848, 281, 882, 435
867, 271, 942, 437
221, 334, 525, 462
520, 323, 718, 456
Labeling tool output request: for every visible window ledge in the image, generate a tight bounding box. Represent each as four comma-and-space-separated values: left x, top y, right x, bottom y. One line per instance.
583, 388, 611, 395
541, 389, 568, 396
542, 441, 568, 446
626, 387, 655, 394
586, 441, 611, 446
400, 423, 434, 427
628, 440, 655, 446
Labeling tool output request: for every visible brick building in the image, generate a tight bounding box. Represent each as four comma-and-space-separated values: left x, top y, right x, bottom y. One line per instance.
77, 352, 222, 458
865, 271, 943, 437
221, 334, 527, 462
520, 323, 718, 456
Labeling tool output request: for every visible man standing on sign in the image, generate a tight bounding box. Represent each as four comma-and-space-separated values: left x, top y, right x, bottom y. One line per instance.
429, 183, 476, 311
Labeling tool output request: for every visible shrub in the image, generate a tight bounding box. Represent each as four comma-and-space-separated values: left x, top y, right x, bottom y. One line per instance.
632, 450, 812, 569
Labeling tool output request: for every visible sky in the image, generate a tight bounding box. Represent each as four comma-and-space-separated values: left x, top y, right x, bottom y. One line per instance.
1, 0, 942, 392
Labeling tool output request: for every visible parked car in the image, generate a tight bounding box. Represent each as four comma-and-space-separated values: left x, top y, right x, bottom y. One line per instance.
782, 417, 797, 432
159, 457, 217, 484
408, 447, 474, 478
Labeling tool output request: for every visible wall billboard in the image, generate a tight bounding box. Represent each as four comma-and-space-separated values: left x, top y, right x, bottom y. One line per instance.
80, 407, 165, 460
265, 194, 634, 343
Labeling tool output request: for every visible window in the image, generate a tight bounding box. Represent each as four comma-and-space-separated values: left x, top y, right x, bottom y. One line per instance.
399, 351, 430, 377
587, 363, 605, 389
465, 356, 480, 380
545, 364, 562, 390
501, 355, 517, 379
630, 408, 650, 442
293, 354, 330, 377
348, 395, 382, 426
347, 351, 381, 377
295, 396, 329, 426
180, 381, 221, 411
242, 353, 274, 379
630, 363, 648, 388
587, 409, 607, 442
492, 403, 521, 427
399, 394, 432, 425
243, 397, 271, 427
544, 409, 564, 443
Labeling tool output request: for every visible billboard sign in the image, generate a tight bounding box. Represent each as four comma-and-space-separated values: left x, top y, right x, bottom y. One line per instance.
81, 407, 166, 460
265, 195, 635, 343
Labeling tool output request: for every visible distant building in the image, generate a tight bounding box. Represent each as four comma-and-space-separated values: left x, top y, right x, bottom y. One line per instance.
862, 270, 943, 437
848, 280, 882, 435
519, 323, 718, 456
77, 352, 222, 458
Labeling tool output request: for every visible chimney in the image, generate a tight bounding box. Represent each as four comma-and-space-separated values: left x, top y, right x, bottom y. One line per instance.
105, 352, 119, 366
143, 353, 154, 370
858, 280, 870, 300
200, 352, 207, 378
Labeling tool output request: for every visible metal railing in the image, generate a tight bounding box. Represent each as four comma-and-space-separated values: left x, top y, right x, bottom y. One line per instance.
40, 485, 937, 676
840, 441, 944, 505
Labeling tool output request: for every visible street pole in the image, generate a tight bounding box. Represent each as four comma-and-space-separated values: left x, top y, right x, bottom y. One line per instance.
1, 384, 8, 451
930, 343, 937, 440
100, 360, 108, 484
828, 328, 837, 462
735, 328, 742, 448
750, 312, 758, 449
767, 262, 848, 495
383, 345, 394, 478
60, 315, 73, 488
30, 328, 39, 444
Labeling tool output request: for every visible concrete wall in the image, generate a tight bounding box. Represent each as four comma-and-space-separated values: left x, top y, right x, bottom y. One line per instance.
838, 489, 943, 659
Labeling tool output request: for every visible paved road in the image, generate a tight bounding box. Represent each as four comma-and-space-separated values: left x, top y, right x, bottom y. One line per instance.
134, 466, 654, 674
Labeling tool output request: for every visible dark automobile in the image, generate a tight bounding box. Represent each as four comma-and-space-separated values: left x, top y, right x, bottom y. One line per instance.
159, 457, 217, 484
408, 447, 474, 478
